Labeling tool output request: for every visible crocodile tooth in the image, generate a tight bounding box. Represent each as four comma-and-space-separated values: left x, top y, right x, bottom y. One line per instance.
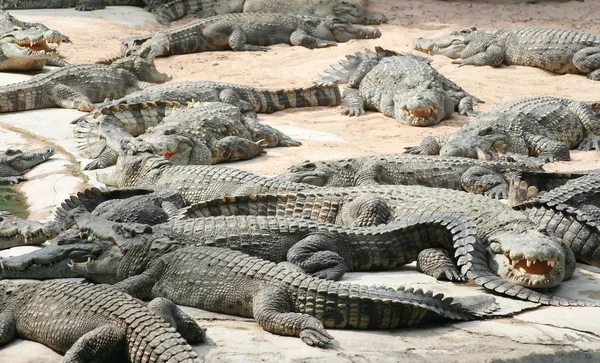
526, 259, 532, 267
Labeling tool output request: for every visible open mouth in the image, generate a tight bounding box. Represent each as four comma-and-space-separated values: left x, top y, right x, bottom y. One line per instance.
13, 37, 64, 55
505, 254, 559, 283
403, 106, 438, 118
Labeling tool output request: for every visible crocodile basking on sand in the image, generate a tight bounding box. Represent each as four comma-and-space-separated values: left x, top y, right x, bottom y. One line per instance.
413, 27, 600, 81
0, 280, 204, 362
152, 0, 387, 26
274, 154, 586, 199
0, 10, 70, 71
74, 100, 300, 170
0, 146, 55, 184
120, 13, 381, 60
405, 97, 600, 162
315, 47, 480, 126
0, 50, 170, 113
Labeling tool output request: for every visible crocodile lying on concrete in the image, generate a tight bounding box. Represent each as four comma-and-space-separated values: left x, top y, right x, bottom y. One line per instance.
0, 280, 204, 362
0, 0, 168, 12
413, 27, 600, 81
405, 97, 600, 162
274, 154, 587, 199
152, 0, 388, 26
0, 211, 59, 249
314, 47, 480, 126
120, 13, 381, 59
0, 146, 55, 184
74, 100, 300, 170
0, 51, 170, 113
0, 10, 70, 71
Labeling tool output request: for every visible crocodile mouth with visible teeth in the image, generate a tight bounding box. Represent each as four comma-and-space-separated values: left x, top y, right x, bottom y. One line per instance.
504, 254, 561, 286
402, 106, 439, 118
14, 37, 61, 54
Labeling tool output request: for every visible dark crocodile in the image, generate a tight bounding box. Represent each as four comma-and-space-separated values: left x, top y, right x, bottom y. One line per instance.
0, 10, 70, 71
274, 154, 587, 199
0, 0, 169, 12
74, 100, 299, 170
0, 51, 171, 113
0, 211, 59, 250
405, 97, 600, 162
120, 13, 381, 59
413, 27, 600, 81
0, 146, 54, 184
152, 0, 387, 26
0, 280, 204, 362
314, 47, 480, 126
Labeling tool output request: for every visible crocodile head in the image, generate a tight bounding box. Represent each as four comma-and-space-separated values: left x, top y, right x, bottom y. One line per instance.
0, 146, 55, 176
275, 160, 355, 187
0, 211, 60, 250
111, 47, 172, 84
331, 0, 388, 24
412, 27, 479, 59
136, 133, 196, 165
392, 76, 456, 126
486, 230, 575, 288
321, 16, 381, 42
98, 151, 170, 187
439, 126, 509, 159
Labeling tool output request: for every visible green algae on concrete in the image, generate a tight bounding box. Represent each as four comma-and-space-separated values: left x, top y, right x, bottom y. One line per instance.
0, 185, 29, 218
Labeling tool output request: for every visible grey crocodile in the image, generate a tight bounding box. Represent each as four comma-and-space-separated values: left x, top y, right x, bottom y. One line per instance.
121, 13, 381, 60
0, 0, 169, 12
0, 51, 171, 113
0, 211, 59, 249
0, 10, 70, 71
152, 0, 387, 26
274, 153, 587, 199
0, 146, 54, 184
405, 97, 600, 162
0, 280, 204, 362
413, 27, 600, 81
74, 100, 299, 170
314, 47, 480, 126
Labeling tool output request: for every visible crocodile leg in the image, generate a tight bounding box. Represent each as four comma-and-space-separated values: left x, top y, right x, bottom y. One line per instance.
45, 58, 70, 67
570, 101, 600, 150
84, 148, 119, 170
218, 89, 255, 112
219, 27, 270, 51
460, 166, 508, 198
0, 312, 16, 346
240, 113, 301, 147
62, 325, 126, 363
48, 84, 94, 112
211, 136, 267, 163
113, 259, 167, 299
286, 233, 348, 280
0, 176, 26, 184
147, 297, 206, 344
456, 95, 477, 116
75, 0, 107, 10
348, 59, 379, 88
416, 248, 464, 281
524, 133, 571, 162
451, 44, 505, 67
404, 135, 448, 155
289, 29, 337, 49
252, 286, 334, 347
572, 47, 600, 79
342, 88, 365, 116
338, 195, 393, 226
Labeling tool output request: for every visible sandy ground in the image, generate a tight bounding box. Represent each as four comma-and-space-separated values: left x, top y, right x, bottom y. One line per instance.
0, 1, 600, 362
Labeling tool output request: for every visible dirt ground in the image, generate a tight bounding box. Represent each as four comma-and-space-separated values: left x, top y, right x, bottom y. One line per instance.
1, 1, 600, 362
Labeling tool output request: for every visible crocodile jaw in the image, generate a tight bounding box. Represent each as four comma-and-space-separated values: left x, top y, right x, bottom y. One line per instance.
5, 147, 55, 173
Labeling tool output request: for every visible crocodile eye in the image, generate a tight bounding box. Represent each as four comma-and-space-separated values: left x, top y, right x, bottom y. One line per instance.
478, 127, 494, 136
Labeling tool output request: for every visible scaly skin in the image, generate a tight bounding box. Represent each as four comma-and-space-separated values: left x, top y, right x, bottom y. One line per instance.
0, 52, 170, 113
0, 10, 70, 71
0, 211, 59, 250
0, 0, 169, 11
0, 280, 204, 362
121, 13, 381, 59
70, 243, 477, 347
274, 153, 587, 199
152, 0, 387, 26
315, 47, 480, 126
413, 27, 600, 81
405, 97, 600, 162
74, 101, 299, 170
0, 146, 54, 184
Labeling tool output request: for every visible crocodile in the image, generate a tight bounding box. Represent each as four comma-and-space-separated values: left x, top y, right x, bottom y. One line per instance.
0, 280, 204, 362
0, 211, 59, 250
0, 0, 169, 12
274, 154, 587, 199
74, 100, 300, 170
0, 50, 171, 113
405, 97, 600, 162
0, 146, 55, 184
0, 10, 70, 71
120, 13, 381, 60
314, 47, 480, 126
152, 0, 388, 26
412, 27, 600, 81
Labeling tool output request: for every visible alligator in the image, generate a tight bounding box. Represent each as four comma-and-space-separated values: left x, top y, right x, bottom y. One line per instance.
0, 0, 169, 12
74, 100, 300, 170
0, 10, 70, 71
152, 0, 388, 26
0, 211, 59, 249
412, 27, 600, 81
0, 50, 171, 113
274, 153, 587, 199
120, 13, 381, 60
0, 146, 55, 184
97, 80, 341, 114
405, 97, 600, 162
314, 47, 480, 126
0, 280, 204, 362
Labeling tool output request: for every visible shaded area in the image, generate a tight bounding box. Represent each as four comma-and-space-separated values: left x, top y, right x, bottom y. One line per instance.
491, 351, 600, 363
0, 185, 28, 218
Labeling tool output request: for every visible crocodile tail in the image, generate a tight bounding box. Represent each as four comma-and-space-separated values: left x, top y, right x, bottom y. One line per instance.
181, 194, 303, 219
247, 84, 342, 113
0, 82, 46, 113
152, 0, 218, 25
53, 187, 157, 230
291, 277, 473, 329
312, 46, 402, 85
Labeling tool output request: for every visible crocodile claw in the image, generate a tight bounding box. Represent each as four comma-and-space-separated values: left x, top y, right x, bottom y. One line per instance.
299, 327, 334, 348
